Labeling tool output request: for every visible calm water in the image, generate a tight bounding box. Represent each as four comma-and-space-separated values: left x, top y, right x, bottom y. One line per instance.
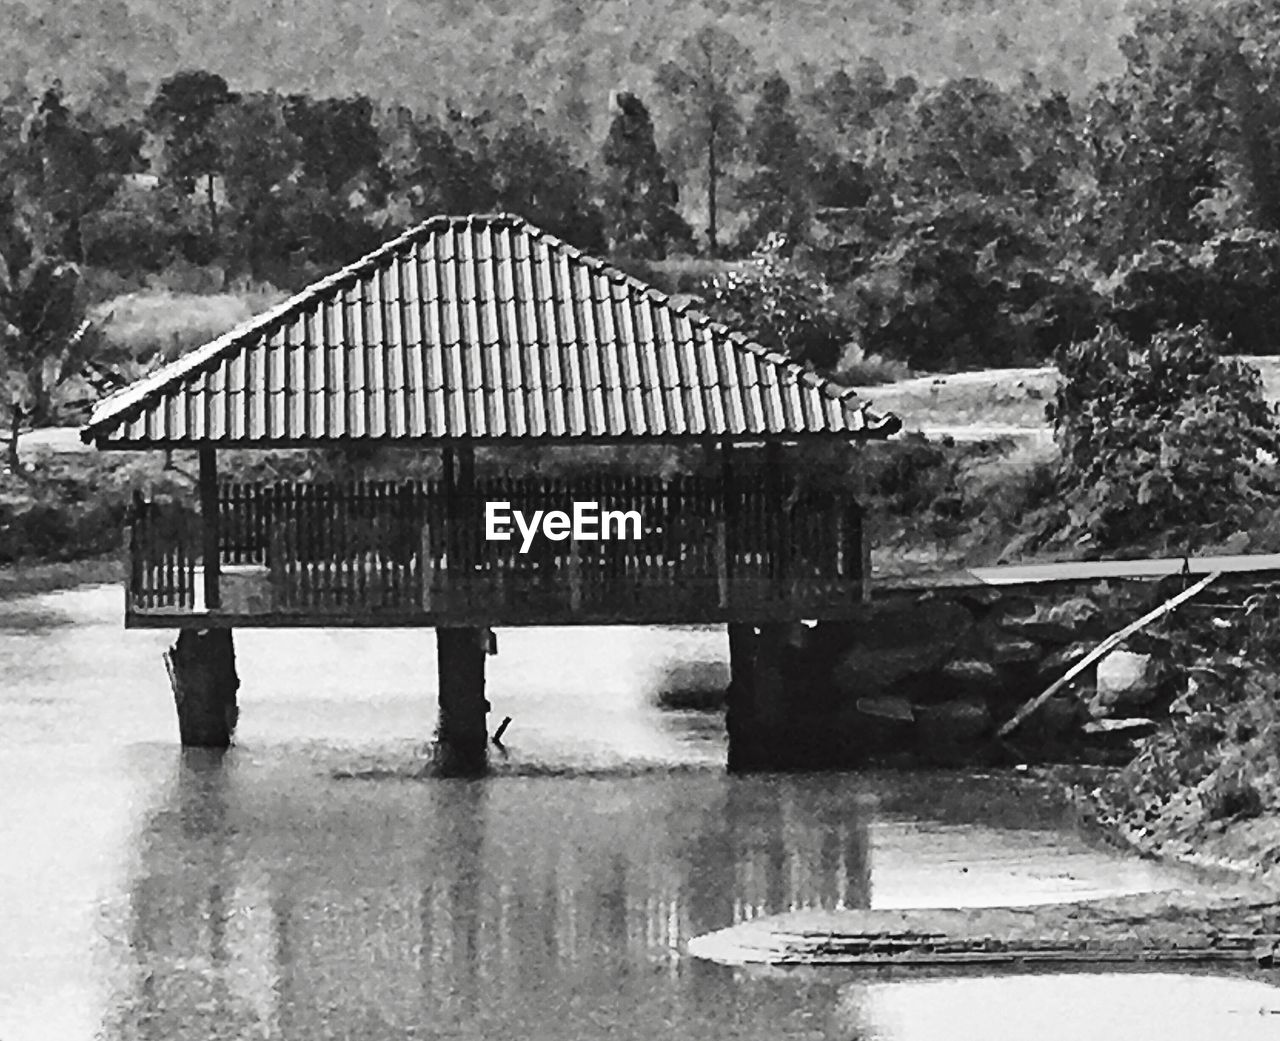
1, 585, 1278, 1041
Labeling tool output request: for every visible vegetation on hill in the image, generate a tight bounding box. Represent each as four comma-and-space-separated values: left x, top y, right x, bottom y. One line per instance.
0, 0, 1134, 153
6, 0, 1280, 578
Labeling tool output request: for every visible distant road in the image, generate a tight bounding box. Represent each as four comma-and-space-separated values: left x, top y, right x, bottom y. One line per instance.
18, 428, 87, 453
905, 424, 1053, 446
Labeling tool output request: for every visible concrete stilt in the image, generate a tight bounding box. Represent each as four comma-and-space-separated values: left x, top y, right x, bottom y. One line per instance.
726, 623, 788, 772
164, 628, 240, 748
434, 626, 489, 776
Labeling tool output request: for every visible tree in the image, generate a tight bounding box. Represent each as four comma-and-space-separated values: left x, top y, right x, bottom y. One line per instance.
146, 71, 238, 247
1084, 0, 1280, 255
600, 92, 692, 258
282, 94, 384, 265
212, 92, 305, 281
1049, 322, 1280, 548
486, 119, 606, 251
738, 73, 811, 251
18, 82, 142, 264
0, 243, 120, 473
284, 94, 381, 197
850, 194, 1100, 370
655, 26, 755, 257
892, 78, 1030, 202
802, 57, 899, 151
375, 104, 499, 227
700, 233, 850, 370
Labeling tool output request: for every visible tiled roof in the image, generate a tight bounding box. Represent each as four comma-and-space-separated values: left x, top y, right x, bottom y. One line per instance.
81, 214, 901, 447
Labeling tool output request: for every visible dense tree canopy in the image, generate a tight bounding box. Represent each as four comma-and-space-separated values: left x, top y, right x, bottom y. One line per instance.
7, 0, 1280, 451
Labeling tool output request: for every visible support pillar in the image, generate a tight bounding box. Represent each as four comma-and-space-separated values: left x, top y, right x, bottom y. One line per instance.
434, 626, 489, 776
199, 446, 221, 611
164, 628, 239, 747
726, 622, 787, 772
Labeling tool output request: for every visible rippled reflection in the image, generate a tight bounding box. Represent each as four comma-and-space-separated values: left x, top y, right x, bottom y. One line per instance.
2, 587, 1277, 1041
103, 760, 874, 1040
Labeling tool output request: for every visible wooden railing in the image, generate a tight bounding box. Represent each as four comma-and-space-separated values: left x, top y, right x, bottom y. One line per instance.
130, 491, 199, 611
128, 476, 868, 623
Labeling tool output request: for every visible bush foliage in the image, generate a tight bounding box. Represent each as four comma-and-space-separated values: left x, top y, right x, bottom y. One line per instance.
1049, 323, 1280, 548
699, 234, 851, 370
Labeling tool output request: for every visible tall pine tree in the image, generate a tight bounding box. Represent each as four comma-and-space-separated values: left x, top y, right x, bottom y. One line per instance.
656, 26, 754, 257
739, 73, 811, 251
600, 92, 691, 258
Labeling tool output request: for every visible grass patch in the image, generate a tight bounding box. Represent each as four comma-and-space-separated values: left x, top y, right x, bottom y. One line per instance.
91, 287, 289, 360
0, 555, 122, 599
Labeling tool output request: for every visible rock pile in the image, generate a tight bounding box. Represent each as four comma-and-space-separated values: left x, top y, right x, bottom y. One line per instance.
775, 584, 1173, 765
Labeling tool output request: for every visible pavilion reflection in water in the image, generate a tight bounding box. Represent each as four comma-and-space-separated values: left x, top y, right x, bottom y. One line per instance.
105, 755, 871, 1040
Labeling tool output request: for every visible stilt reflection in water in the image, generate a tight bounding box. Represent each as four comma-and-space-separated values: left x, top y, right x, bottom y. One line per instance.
102, 768, 873, 1041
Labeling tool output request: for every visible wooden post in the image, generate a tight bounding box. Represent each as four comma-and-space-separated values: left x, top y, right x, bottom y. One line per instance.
764, 441, 788, 588
458, 444, 476, 575
568, 536, 582, 614
720, 440, 737, 591
199, 446, 221, 611
128, 490, 145, 613
164, 627, 239, 747
434, 626, 489, 776
845, 498, 871, 603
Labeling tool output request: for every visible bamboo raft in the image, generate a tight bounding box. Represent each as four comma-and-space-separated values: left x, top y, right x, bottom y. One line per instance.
686, 893, 1280, 967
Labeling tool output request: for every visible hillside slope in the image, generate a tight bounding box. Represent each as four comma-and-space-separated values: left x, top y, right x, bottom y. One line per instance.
3, 0, 1134, 145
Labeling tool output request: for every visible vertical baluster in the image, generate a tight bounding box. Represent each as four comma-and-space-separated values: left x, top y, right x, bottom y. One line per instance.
297, 483, 309, 608
162, 505, 173, 609
186, 508, 196, 610
382, 481, 393, 606
342, 479, 353, 607
285, 481, 296, 608
315, 483, 326, 607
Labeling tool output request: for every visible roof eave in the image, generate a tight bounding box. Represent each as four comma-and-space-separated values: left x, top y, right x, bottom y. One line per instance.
84, 417, 902, 451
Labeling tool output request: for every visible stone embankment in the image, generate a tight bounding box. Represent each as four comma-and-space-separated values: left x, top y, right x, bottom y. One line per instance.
741, 580, 1187, 768
687, 892, 1280, 967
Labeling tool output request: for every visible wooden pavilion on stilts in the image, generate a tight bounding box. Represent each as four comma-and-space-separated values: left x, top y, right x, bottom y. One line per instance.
81, 214, 901, 774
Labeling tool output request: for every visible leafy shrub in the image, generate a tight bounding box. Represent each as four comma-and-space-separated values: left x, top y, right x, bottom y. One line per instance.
1108, 241, 1212, 346
850, 196, 1103, 370
1200, 229, 1280, 354
699, 234, 852, 370
1049, 323, 1280, 548
1109, 231, 1280, 353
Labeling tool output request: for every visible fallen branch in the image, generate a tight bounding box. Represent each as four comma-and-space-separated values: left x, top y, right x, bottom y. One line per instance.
995, 570, 1222, 740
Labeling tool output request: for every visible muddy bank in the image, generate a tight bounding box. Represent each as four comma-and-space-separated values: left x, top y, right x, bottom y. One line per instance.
688, 891, 1280, 967
1073, 598, 1280, 885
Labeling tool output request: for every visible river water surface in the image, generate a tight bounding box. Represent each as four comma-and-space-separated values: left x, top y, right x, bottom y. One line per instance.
2, 585, 1278, 1041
